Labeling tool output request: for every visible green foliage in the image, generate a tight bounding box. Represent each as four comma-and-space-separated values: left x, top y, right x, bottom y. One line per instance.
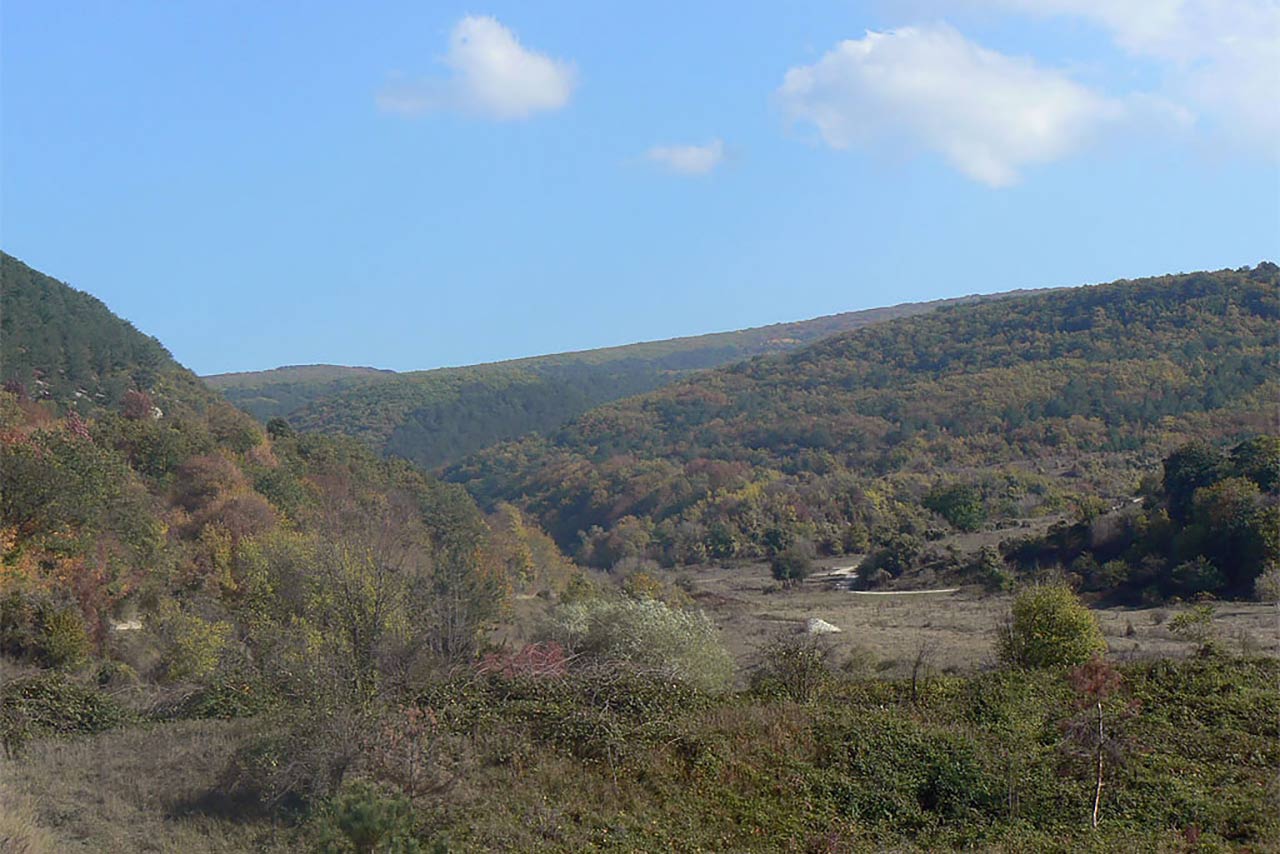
550, 596, 734, 693
1162, 440, 1228, 523
450, 265, 1279, 568
1230, 434, 1280, 492
1007, 433, 1279, 601
924, 482, 987, 531
393, 657, 1276, 849
817, 710, 1001, 823
315, 780, 422, 853
211, 297, 983, 469
750, 634, 833, 701
968, 546, 1012, 591
1168, 604, 1220, 655
1169, 556, 1224, 597
861, 532, 923, 580
152, 600, 233, 683
0, 591, 90, 668
1, 673, 130, 755
769, 540, 815, 587
997, 585, 1106, 669
0, 252, 217, 416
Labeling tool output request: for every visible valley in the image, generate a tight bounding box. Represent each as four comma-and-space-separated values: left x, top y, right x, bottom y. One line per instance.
2, 253, 1277, 852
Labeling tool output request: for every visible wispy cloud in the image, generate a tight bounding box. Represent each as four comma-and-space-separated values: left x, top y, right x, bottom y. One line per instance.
980, 0, 1280, 149
778, 24, 1124, 186
376, 16, 576, 120
645, 139, 726, 175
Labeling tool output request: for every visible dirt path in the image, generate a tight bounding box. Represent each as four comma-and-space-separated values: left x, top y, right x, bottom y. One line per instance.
848, 588, 960, 596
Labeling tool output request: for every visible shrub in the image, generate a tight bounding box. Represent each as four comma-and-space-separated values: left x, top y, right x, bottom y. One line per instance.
1254, 564, 1280, 603
549, 597, 733, 693
152, 601, 233, 683
0, 673, 130, 755
314, 780, 422, 853
861, 533, 922, 578
1168, 604, 1220, 655
0, 591, 90, 668
770, 540, 815, 588
969, 547, 1012, 592
997, 585, 1106, 669
750, 634, 832, 701
924, 483, 987, 532
821, 712, 1000, 822
1170, 556, 1224, 597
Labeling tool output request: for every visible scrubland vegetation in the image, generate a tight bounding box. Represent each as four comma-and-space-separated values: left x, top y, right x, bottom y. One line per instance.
2, 255, 1277, 851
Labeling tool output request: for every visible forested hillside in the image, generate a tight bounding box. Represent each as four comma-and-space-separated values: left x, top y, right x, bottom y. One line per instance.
203, 364, 395, 419
1, 252, 216, 415
208, 293, 1004, 469
2, 258, 574, 710
448, 264, 1279, 577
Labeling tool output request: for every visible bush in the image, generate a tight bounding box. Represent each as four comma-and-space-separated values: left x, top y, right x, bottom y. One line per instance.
924, 483, 987, 532
549, 597, 733, 693
0, 591, 90, 668
1, 673, 130, 755
1168, 604, 1220, 655
861, 533, 922, 579
997, 585, 1106, 669
750, 634, 832, 701
969, 547, 1012, 592
1170, 556, 1224, 597
152, 601, 233, 683
314, 779, 422, 853
1254, 564, 1280, 603
770, 540, 815, 588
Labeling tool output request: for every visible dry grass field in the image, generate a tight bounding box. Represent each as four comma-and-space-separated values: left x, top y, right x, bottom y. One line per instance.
0, 720, 291, 853
679, 560, 1280, 677
5, 562, 1276, 853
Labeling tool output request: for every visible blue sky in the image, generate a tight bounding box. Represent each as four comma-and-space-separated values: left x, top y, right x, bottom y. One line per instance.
4, 1, 1277, 375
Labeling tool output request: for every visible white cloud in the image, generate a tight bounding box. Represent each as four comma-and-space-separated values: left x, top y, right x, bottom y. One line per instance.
778, 25, 1124, 186
645, 139, 726, 175
376, 16, 576, 120
981, 0, 1280, 147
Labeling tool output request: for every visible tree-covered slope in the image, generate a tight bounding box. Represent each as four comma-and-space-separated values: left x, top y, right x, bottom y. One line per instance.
446, 264, 1279, 569
203, 364, 397, 421
208, 294, 1007, 469
1, 252, 216, 416
1, 257, 573, 693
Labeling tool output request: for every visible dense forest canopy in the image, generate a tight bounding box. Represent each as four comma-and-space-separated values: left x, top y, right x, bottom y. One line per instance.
0, 252, 216, 416
206, 292, 1009, 469
447, 264, 1279, 570
203, 365, 396, 420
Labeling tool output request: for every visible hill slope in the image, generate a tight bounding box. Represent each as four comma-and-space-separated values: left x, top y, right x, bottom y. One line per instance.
203, 364, 397, 421
2, 255, 568, 693
1, 252, 216, 415
446, 263, 1279, 569
208, 293, 1008, 469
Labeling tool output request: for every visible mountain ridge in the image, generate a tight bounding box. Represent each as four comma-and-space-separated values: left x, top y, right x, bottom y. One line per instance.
444, 262, 1279, 568
206, 291, 1029, 468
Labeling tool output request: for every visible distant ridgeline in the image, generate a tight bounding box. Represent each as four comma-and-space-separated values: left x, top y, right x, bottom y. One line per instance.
203, 364, 397, 421
204, 293, 1006, 470
0, 252, 217, 416
445, 263, 1280, 570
